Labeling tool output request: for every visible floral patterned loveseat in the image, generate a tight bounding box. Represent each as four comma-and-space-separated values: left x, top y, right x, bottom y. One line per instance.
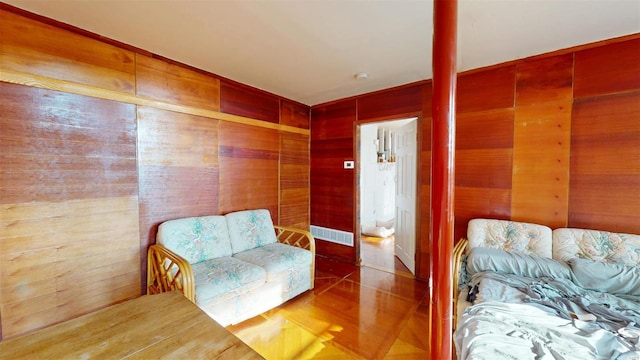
147, 209, 315, 326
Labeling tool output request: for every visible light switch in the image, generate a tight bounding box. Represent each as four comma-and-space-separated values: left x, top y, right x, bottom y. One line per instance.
344, 161, 354, 169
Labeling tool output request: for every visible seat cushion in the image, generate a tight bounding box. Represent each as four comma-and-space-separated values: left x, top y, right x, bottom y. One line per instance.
467, 218, 552, 258
233, 243, 312, 281
192, 257, 266, 304
225, 209, 278, 254
157, 215, 233, 264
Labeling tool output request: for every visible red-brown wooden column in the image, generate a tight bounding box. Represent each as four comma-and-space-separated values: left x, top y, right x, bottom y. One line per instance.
429, 0, 457, 358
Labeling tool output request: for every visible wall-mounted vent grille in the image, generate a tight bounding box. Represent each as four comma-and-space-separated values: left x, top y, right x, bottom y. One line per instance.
310, 225, 354, 247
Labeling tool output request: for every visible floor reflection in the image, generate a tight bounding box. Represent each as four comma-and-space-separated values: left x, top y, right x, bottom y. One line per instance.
227, 256, 430, 359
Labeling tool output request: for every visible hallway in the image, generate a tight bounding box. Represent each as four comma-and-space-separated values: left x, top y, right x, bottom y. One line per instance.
360, 234, 412, 277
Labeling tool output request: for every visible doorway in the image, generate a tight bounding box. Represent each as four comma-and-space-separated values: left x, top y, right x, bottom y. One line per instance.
358, 118, 418, 276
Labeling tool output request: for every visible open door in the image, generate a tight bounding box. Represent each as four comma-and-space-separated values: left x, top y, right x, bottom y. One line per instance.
394, 119, 417, 274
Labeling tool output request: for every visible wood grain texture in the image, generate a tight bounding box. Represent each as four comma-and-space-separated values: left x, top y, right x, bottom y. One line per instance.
310, 100, 356, 260
0, 9, 135, 93
0, 292, 261, 359
511, 101, 572, 228
220, 81, 280, 123
574, 38, 640, 99
137, 107, 219, 291
417, 84, 433, 280
457, 66, 515, 113
218, 122, 280, 219
512, 54, 573, 228
314, 241, 357, 264
418, 181, 432, 280
569, 91, 640, 234
0, 197, 140, 339
0, 82, 140, 339
1, 68, 308, 136
455, 149, 513, 189
516, 54, 574, 104
454, 187, 512, 241
279, 132, 310, 229
0, 83, 137, 203
1, 6, 308, 340
136, 54, 221, 111
456, 109, 514, 150
280, 100, 310, 129
228, 258, 429, 358
357, 83, 423, 122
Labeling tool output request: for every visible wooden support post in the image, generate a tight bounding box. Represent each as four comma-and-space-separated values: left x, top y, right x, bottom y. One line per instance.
429, 0, 457, 359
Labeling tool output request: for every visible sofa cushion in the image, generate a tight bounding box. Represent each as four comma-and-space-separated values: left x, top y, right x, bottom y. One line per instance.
157, 216, 233, 264
553, 228, 640, 266
467, 218, 552, 258
192, 257, 266, 304
233, 243, 313, 281
225, 209, 278, 254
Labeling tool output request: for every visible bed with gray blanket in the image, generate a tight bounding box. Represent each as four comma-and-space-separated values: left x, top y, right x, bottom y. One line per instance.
453, 219, 640, 360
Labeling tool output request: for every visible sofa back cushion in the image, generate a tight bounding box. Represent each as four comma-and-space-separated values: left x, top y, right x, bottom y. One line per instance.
225, 209, 277, 254
157, 216, 233, 264
467, 218, 552, 258
552, 228, 640, 266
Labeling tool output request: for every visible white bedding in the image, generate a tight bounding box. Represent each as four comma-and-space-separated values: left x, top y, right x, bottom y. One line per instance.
455, 301, 640, 360
454, 247, 640, 360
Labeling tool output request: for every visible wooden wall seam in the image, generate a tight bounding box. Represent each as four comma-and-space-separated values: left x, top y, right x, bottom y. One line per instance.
0, 69, 310, 136
1, 7, 311, 340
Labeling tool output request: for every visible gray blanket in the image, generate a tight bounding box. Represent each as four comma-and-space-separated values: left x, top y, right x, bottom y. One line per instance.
470, 271, 640, 333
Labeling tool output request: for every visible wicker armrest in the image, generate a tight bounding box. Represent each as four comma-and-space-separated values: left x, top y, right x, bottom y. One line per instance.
147, 244, 196, 302
274, 225, 316, 289
452, 238, 468, 330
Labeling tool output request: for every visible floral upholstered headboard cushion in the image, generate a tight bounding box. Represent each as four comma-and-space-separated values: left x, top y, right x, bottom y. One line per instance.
552, 228, 640, 266
467, 219, 553, 258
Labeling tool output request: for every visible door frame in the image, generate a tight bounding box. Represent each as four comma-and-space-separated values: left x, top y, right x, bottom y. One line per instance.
354, 116, 422, 276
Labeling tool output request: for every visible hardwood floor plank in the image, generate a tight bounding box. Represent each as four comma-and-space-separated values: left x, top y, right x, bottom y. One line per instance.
227, 256, 430, 359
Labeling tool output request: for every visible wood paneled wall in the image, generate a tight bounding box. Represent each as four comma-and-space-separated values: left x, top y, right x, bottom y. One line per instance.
310, 34, 640, 280
570, 39, 640, 231
0, 8, 310, 340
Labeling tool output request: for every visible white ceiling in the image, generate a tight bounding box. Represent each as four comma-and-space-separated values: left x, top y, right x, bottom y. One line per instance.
4, 0, 639, 106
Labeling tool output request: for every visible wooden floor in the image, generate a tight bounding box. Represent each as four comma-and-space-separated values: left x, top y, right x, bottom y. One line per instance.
227, 237, 430, 359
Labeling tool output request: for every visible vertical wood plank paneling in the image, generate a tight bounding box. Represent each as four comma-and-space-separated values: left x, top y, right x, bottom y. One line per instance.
280, 100, 310, 129
1, 85, 138, 202
453, 67, 515, 240
512, 54, 573, 228
1, 7, 312, 340
569, 92, 640, 234
310, 100, 356, 262
1, 198, 140, 338
220, 81, 280, 123
0, 10, 135, 93
456, 109, 515, 150
357, 83, 423, 122
573, 38, 640, 99
136, 54, 221, 111
310, 101, 356, 229
218, 122, 280, 219
137, 106, 219, 290
2, 5, 639, 339
454, 106, 514, 239
280, 132, 310, 229
0, 83, 139, 339
457, 66, 515, 113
